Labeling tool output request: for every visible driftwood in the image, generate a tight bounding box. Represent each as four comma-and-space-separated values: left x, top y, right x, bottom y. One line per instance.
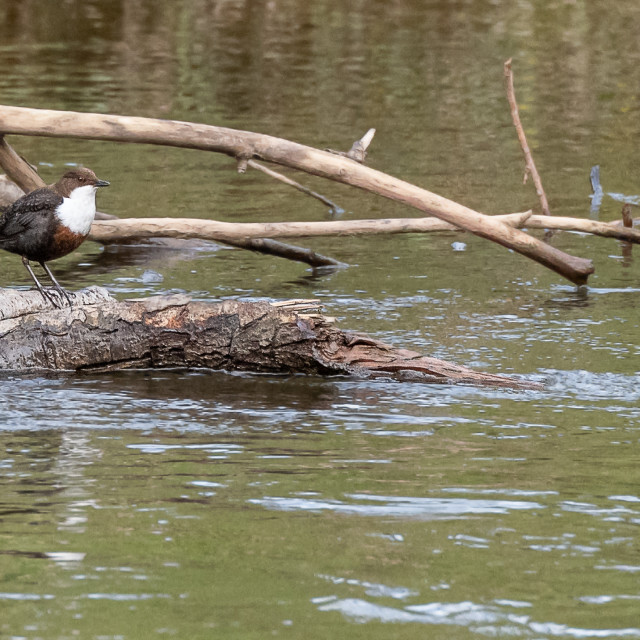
0, 105, 594, 285
0, 288, 540, 389
2, 177, 638, 245
1, 104, 627, 387
0, 174, 24, 204
83, 212, 640, 245
2, 172, 638, 246
0, 135, 43, 193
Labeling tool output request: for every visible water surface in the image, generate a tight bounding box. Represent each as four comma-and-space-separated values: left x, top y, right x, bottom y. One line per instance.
0, 1, 639, 638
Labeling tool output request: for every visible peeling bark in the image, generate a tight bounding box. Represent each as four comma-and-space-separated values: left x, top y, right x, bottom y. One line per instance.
0, 288, 541, 389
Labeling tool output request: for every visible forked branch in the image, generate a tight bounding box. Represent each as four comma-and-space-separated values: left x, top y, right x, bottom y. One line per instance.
0, 105, 594, 284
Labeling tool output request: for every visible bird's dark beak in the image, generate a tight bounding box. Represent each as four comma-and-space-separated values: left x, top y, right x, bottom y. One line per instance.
96, 179, 110, 187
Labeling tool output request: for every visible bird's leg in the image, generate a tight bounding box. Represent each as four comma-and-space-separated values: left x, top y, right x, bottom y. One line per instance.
39, 261, 73, 307
21, 256, 63, 308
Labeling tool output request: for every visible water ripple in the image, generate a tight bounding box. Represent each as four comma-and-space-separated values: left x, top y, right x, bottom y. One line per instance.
249, 493, 544, 518
316, 597, 640, 637
316, 574, 418, 600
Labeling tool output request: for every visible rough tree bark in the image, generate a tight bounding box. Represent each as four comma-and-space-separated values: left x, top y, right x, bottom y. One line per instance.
0, 288, 541, 389
0, 105, 594, 284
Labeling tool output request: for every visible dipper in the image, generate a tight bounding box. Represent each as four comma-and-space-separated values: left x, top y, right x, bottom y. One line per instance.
0, 167, 109, 307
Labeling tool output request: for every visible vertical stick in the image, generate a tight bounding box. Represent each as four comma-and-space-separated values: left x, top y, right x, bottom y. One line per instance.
504, 58, 551, 217
621, 203, 634, 263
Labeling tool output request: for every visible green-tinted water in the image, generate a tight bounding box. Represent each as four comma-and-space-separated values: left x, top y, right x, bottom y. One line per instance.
1, 1, 639, 638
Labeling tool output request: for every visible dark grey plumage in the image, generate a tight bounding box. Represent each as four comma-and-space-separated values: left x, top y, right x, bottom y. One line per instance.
0, 168, 109, 307
0, 188, 64, 262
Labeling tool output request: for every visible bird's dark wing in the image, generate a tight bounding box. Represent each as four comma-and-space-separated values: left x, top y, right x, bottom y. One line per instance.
0, 188, 62, 241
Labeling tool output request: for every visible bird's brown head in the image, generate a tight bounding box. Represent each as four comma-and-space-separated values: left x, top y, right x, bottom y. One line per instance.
52, 168, 110, 197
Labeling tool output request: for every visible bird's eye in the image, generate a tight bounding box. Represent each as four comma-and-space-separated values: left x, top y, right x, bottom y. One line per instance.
78, 176, 85, 182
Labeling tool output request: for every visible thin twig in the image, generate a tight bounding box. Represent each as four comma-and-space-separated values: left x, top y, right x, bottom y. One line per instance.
247, 159, 342, 213
504, 59, 551, 216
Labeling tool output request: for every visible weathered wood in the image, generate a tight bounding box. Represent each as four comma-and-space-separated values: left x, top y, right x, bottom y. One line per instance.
0, 134, 44, 193
2, 179, 638, 245
0, 105, 594, 284
84, 212, 640, 244
0, 288, 541, 389
3, 173, 638, 262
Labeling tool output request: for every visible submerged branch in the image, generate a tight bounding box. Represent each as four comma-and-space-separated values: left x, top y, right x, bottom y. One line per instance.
247, 159, 342, 213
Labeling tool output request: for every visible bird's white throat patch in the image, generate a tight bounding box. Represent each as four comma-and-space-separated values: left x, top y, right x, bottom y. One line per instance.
55, 185, 98, 235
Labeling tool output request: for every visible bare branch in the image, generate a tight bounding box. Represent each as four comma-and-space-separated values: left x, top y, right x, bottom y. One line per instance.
347, 128, 376, 162
504, 58, 551, 216
86, 212, 640, 245
0, 105, 594, 284
247, 159, 342, 212
325, 128, 376, 163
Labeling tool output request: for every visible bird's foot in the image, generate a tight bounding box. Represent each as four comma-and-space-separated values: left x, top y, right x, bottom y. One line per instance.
36, 286, 62, 308
41, 286, 73, 308
57, 287, 74, 307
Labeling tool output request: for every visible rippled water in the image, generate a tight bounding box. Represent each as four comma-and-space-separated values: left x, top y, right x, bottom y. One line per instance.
1, 1, 640, 638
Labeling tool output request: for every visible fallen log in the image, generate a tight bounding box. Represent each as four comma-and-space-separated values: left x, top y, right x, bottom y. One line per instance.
0, 288, 541, 389
0, 105, 594, 285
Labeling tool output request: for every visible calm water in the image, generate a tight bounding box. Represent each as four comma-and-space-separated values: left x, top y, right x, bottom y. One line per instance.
1, 1, 639, 638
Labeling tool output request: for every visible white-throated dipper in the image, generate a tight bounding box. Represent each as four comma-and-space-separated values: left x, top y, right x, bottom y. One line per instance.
0, 167, 109, 307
